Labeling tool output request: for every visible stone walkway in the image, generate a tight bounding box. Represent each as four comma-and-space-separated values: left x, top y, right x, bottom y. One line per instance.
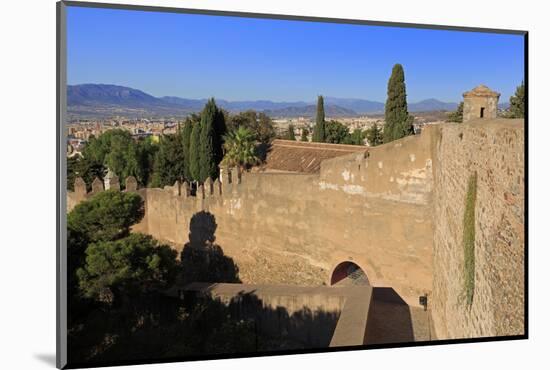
364, 287, 433, 344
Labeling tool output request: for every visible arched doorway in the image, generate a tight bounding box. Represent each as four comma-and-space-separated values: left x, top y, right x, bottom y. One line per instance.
330, 261, 370, 286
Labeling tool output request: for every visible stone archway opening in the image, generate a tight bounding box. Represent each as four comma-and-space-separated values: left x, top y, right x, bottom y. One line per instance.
330, 261, 370, 286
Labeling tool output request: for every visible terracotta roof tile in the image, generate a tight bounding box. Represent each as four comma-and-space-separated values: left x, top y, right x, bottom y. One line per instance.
259, 139, 367, 173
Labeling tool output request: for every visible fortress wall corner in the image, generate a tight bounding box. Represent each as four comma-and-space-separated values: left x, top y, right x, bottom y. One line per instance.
319, 126, 436, 206
317, 129, 438, 305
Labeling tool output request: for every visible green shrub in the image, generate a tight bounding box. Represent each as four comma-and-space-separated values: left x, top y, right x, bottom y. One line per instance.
463, 172, 477, 306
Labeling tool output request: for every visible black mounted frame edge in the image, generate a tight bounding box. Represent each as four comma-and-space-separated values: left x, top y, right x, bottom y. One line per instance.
56, 1, 529, 369
63, 334, 528, 370
60, 0, 528, 35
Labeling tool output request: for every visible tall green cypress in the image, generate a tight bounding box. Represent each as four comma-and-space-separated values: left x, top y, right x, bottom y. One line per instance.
182, 117, 193, 181
212, 108, 227, 166
312, 95, 326, 142
199, 98, 217, 182
383, 64, 414, 143
189, 118, 201, 182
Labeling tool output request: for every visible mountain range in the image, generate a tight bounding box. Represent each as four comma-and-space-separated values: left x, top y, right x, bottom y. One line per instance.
68, 84, 462, 119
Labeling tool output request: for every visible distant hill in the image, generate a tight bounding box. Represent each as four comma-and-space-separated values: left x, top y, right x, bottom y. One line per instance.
67, 84, 461, 119
264, 104, 357, 118
409, 99, 458, 112
69, 84, 167, 108
324, 97, 384, 114
324, 97, 458, 114
161, 97, 310, 113
67, 84, 356, 118
68, 84, 194, 118
160, 96, 207, 110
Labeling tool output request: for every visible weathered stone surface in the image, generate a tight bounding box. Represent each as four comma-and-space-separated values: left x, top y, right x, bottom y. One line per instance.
213, 178, 222, 196
107, 175, 120, 191
125, 176, 138, 192
67, 177, 88, 211
231, 167, 241, 184
74, 177, 86, 196
182, 181, 190, 198
172, 181, 181, 196
221, 169, 232, 195
197, 184, 204, 199
104, 169, 118, 191
431, 119, 524, 339
91, 177, 103, 193
204, 177, 213, 197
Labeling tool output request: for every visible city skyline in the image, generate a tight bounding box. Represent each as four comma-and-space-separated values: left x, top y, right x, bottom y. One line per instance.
68, 6, 524, 103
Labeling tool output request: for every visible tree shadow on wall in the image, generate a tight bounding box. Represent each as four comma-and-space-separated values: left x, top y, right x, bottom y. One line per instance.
69, 287, 343, 367
179, 290, 342, 355
224, 291, 341, 351
180, 211, 241, 284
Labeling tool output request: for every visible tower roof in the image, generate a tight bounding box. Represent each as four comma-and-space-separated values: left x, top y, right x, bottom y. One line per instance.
463, 84, 501, 98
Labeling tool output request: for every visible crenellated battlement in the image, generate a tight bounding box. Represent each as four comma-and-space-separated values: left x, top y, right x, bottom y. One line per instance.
67, 166, 246, 212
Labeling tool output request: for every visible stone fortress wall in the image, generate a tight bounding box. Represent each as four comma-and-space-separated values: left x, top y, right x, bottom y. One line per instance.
135, 128, 434, 307
431, 119, 525, 339
67, 118, 525, 340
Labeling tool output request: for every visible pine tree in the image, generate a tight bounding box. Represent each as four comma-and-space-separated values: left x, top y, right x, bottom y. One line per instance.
199, 98, 217, 182
345, 128, 367, 146
509, 81, 525, 118
383, 64, 414, 143
189, 117, 201, 182
182, 116, 194, 181
312, 95, 326, 142
287, 124, 296, 140
324, 120, 350, 144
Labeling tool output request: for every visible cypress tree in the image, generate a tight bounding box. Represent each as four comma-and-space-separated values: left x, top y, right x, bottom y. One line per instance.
189, 118, 201, 182
312, 95, 326, 142
199, 99, 217, 182
182, 117, 193, 181
383, 64, 414, 143
212, 108, 227, 165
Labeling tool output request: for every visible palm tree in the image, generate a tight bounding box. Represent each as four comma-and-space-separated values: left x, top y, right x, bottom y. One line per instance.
221, 126, 259, 171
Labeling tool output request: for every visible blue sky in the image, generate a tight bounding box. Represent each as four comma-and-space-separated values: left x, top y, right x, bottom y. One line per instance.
67, 6, 525, 103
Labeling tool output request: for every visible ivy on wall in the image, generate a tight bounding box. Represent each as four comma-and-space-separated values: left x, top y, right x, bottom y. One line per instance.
463, 172, 477, 306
